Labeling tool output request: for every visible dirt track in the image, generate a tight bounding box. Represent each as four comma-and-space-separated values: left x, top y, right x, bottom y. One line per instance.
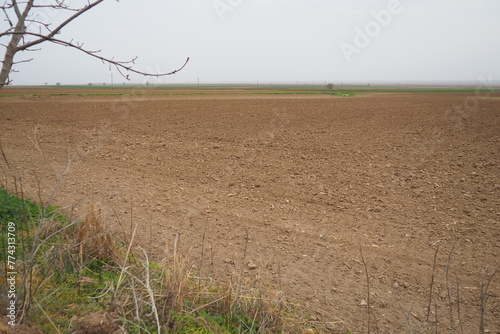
1, 90, 499, 333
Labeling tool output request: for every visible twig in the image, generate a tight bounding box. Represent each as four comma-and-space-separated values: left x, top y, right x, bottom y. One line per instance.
243, 227, 249, 261
359, 246, 371, 334
117, 317, 153, 334
32, 295, 62, 334
445, 241, 457, 334
426, 245, 439, 322
0, 141, 12, 170
107, 199, 127, 242
116, 223, 138, 291
138, 246, 161, 334
235, 227, 251, 307
130, 279, 141, 323
209, 242, 215, 277
434, 302, 438, 334
173, 232, 179, 259
455, 271, 464, 334
199, 221, 208, 284
6, 31, 190, 81
479, 266, 499, 334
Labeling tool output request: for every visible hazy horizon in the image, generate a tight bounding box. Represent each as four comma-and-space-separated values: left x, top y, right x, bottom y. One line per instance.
4, 0, 500, 86
6, 80, 500, 88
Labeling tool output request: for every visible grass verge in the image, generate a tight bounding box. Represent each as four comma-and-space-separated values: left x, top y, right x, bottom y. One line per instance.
0, 187, 348, 333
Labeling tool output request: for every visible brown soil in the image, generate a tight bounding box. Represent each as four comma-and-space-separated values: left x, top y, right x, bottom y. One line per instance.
71, 311, 123, 334
0, 317, 43, 334
0, 90, 499, 333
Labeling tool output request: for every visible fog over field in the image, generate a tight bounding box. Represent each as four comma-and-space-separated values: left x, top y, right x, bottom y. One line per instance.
7, 0, 500, 86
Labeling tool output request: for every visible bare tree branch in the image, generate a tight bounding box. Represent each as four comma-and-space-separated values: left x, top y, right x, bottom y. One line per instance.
17, 0, 105, 52
0, 0, 189, 87
13, 31, 190, 79
2, 6, 14, 27
12, 0, 21, 19
12, 57, 32, 64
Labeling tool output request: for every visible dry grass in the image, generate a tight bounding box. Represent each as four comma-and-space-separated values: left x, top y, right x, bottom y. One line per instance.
73, 205, 117, 269
0, 191, 336, 332
108, 227, 334, 333
3, 187, 497, 333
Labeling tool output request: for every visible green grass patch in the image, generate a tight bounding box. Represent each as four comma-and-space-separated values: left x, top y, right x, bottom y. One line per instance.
170, 309, 259, 333
0, 89, 360, 98
0, 188, 119, 331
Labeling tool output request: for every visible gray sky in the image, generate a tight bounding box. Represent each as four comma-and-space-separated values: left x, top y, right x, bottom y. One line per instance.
7, 0, 500, 86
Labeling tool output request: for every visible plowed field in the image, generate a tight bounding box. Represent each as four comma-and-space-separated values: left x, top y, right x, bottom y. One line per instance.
1, 89, 499, 333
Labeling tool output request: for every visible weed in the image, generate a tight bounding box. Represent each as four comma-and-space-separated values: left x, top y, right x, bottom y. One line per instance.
1, 187, 336, 333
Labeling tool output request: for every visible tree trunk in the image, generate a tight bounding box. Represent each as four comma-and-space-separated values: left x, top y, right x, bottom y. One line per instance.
0, 1, 32, 88
0, 32, 23, 88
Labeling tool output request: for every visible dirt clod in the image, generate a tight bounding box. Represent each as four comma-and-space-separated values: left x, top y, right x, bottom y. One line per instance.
72, 311, 122, 334
0, 318, 43, 334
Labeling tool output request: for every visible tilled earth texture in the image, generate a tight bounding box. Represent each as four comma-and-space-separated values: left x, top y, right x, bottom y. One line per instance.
1, 89, 499, 333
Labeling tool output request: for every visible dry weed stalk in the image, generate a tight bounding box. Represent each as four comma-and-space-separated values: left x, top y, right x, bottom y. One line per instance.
360, 246, 371, 334
445, 242, 457, 334
116, 223, 138, 292
1, 143, 342, 332
114, 227, 322, 333
479, 266, 498, 334
137, 246, 161, 333
455, 272, 464, 334
1, 140, 74, 321
386, 241, 499, 334
426, 245, 439, 323
73, 204, 116, 269
1, 141, 128, 326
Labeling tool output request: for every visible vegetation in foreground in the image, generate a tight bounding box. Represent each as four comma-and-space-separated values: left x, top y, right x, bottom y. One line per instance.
0, 186, 347, 333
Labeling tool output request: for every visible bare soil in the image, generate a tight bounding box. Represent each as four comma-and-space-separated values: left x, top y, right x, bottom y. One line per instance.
0, 90, 499, 333
72, 311, 123, 334
0, 317, 43, 333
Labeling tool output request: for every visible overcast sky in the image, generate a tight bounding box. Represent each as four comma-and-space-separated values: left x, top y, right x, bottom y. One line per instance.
6, 0, 500, 86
